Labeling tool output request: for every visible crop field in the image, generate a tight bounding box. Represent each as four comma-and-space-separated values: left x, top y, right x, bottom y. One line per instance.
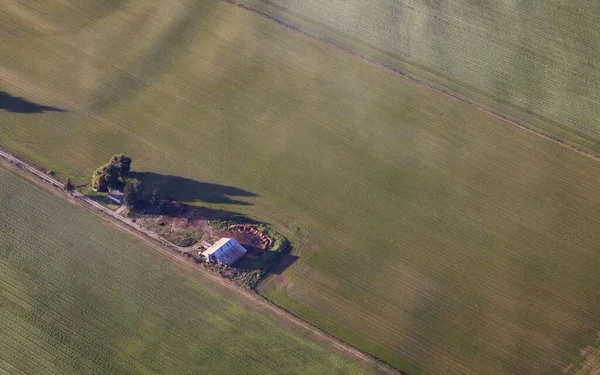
234, 0, 600, 155
566, 339, 600, 375
3, 0, 600, 374
0, 163, 383, 375
572, 354, 600, 375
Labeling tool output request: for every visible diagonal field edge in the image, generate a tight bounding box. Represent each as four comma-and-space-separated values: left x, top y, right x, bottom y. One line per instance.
220, 0, 600, 165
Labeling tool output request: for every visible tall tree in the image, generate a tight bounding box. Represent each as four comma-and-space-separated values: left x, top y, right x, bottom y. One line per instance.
91, 163, 118, 192
110, 154, 132, 178
150, 189, 161, 207
123, 181, 140, 208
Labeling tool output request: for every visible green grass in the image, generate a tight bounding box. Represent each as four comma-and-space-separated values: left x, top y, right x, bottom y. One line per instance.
3, 1, 600, 374
234, 0, 600, 155
0, 163, 383, 375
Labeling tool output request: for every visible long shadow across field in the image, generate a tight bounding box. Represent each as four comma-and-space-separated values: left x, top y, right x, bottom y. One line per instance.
0, 92, 65, 113
268, 254, 299, 275
131, 171, 257, 205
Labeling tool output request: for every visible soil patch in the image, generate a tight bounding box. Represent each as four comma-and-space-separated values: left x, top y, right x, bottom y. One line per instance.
133, 202, 276, 257
134, 201, 224, 246
216, 224, 273, 256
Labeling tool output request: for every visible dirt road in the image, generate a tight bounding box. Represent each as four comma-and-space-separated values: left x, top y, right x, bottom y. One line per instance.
0, 148, 186, 251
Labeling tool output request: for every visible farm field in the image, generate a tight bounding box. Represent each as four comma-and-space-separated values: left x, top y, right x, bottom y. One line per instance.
234, 0, 600, 155
567, 341, 600, 375
3, 0, 600, 374
0, 163, 384, 375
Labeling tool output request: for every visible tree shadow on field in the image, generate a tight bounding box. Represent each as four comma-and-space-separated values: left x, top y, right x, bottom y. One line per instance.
130, 171, 257, 206
0, 92, 66, 114
234, 244, 298, 276
268, 254, 299, 275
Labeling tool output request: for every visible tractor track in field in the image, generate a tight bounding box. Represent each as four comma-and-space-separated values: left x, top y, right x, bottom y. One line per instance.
0, 148, 402, 375
220, 0, 600, 164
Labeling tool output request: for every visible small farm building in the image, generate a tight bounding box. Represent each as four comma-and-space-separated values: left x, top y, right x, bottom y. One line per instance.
202, 238, 247, 265
108, 189, 124, 205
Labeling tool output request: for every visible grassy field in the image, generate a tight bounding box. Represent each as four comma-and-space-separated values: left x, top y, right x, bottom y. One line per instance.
3, 0, 600, 374
233, 0, 600, 155
0, 163, 384, 375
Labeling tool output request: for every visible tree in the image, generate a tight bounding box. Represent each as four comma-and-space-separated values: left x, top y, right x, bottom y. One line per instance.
91, 163, 118, 192
109, 154, 132, 178
150, 189, 161, 207
123, 181, 140, 208
64, 178, 74, 191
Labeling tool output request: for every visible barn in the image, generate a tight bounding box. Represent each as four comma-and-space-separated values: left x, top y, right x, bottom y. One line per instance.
201, 238, 247, 266
107, 188, 124, 205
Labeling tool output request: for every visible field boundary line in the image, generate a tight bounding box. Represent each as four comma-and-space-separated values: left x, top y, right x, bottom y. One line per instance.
0, 147, 403, 375
564, 338, 600, 374
0, 147, 185, 252
220, 0, 600, 164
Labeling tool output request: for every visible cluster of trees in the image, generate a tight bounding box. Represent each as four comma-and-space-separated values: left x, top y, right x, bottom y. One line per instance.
91, 154, 132, 192
123, 179, 141, 207
124, 183, 165, 211
90, 154, 165, 210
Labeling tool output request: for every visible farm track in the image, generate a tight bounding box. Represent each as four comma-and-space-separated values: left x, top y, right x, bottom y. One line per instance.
0, 148, 185, 253
0, 148, 401, 375
220, 0, 600, 164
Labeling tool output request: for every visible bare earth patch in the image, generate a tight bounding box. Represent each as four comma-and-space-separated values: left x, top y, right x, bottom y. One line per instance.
216, 224, 273, 256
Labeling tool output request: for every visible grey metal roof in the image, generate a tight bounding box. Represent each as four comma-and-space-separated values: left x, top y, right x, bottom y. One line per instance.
202, 238, 247, 265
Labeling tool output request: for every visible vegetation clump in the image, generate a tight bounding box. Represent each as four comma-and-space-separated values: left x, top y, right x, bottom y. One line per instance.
64, 178, 74, 191
123, 179, 142, 208
264, 228, 290, 253
91, 154, 132, 192
109, 154, 131, 178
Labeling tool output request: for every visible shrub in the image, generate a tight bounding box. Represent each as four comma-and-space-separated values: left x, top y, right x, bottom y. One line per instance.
64, 178, 74, 191
237, 270, 264, 289
208, 215, 250, 230
265, 229, 290, 253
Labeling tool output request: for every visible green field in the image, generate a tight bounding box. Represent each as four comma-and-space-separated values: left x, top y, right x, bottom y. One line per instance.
0, 163, 383, 375
3, 0, 600, 374
234, 0, 600, 155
